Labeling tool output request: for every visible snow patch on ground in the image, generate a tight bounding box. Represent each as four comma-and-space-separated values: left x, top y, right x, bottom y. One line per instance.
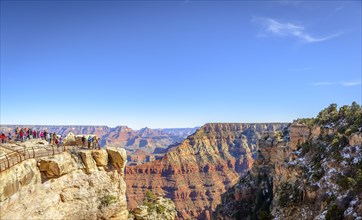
342, 152, 351, 159
328, 168, 336, 174
353, 157, 360, 164
344, 198, 361, 219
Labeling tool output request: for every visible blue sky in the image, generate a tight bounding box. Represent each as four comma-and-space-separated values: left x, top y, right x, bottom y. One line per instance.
1, 0, 361, 129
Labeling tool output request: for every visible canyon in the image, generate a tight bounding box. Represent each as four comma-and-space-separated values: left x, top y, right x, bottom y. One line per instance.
125, 123, 288, 219
1, 103, 360, 220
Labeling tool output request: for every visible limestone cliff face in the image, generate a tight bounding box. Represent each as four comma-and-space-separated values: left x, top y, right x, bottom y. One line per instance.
214, 103, 362, 220
125, 123, 288, 219
0, 147, 128, 220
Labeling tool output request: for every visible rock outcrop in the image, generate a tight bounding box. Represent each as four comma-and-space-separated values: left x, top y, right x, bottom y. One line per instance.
0, 145, 128, 220
129, 190, 177, 220
214, 103, 362, 220
92, 149, 109, 166
38, 152, 79, 177
125, 123, 288, 219
107, 147, 128, 174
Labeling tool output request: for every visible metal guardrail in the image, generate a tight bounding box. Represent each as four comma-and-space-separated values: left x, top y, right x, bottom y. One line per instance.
0, 145, 75, 173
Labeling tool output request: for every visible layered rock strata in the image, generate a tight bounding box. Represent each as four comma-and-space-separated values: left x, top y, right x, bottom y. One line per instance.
125, 123, 287, 219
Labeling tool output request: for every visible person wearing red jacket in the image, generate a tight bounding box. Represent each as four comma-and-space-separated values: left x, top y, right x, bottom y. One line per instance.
19, 130, 24, 142
0, 133, 6, 143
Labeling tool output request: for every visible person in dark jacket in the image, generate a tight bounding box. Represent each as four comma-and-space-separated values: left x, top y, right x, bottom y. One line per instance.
88, 136, 93, 149
82, 135, 86, 148
8, 133, 12, 142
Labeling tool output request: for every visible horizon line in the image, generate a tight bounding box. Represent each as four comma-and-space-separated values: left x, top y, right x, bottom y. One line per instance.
0, 122, 292, 130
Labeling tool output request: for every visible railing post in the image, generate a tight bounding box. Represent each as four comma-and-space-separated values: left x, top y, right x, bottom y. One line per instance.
16, 150, 22, 162
32, 147, 35, 158
5, 154, 10, 169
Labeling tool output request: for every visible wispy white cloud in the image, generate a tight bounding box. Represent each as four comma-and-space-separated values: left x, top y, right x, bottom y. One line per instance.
312, 82, 336, 86
252, 17, 342, 43
312, 80, 361, 87
341, 81, 361, 86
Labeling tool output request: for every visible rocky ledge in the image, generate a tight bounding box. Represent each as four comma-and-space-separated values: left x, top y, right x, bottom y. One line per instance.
0, 146, 128, 220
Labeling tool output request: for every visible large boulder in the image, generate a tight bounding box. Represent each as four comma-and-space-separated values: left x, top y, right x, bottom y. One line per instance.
79, 151, 97, 174
106, 147, 127, 174
63, 132, 76, 146
91, 149, 108, 166
38, 153, 75, 177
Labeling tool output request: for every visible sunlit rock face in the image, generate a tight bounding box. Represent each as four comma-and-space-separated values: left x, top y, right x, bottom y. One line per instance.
125, 123, 287, 219
0, 145, 128, 220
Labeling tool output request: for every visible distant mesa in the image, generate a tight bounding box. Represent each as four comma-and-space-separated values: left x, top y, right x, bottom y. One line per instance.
0, 125, 199, 165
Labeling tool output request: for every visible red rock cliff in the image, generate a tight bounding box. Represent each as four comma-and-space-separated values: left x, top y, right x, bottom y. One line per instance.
125, 123, 288, 219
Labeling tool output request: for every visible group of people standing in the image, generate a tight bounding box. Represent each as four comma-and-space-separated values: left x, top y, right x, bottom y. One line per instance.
1, 127, 63, 146
81, 135, 101, 150
1, 127, 103, 150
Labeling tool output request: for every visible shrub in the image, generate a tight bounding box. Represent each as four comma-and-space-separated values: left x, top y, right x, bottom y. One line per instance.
333, 151, 343, 161
325, 194, 336, 204
315, 102, 361, 131
315, 103, 338, 125
312, 169, 325, 181
145, 190, 157, 200
353, 169, 362, 194
278, 182, 302, 207
314, 161, 321, 170
143, 199, 156, 212
300, 141, 312, 155
344, 128, 353, 136
296, 118, 315, 126
258, 210, 271, 220
278, 183, 291, 207
156, 204, 166, 213
331, 137, 340, 147
326, 204, 344, 220
336, 174, 355, 190
101, 194, 118, 207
